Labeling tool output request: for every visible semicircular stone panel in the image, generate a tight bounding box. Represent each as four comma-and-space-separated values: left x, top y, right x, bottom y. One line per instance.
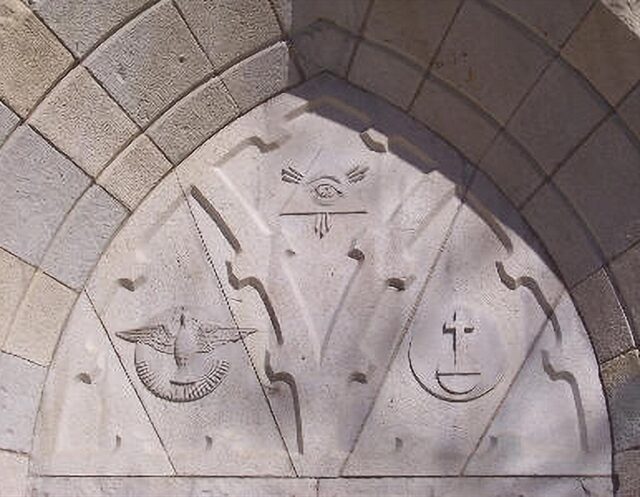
31, 75, 613, 497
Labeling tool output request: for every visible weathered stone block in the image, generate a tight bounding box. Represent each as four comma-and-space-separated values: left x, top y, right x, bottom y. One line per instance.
41, 185, 129, 291
0, 352, 46, 452
614, 449, 640, 497
0, 0, 73, 117
0, 450, 28, 497
147, 78, 238, 165
292, 20, 357, 78
30, 67, 139, 177
611, 242, 640, 344
272, 0, 369, 34
98, 135, 173, 211
85, 1, 213, 127
0, 101, 19, 146
0, 248, 35, 349
3, 271, 77, 366
618, 83, 640, 140
0, 126, 90, 266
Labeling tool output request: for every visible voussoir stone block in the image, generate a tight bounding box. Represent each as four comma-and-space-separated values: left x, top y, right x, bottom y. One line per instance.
273, 0, 369, 35
40, 185, 129, 291
602, 349, 640, 452
3, 271, 77, 367
522, 183, 603, 288
148, 77, 239, 165
0, 0, 73, 117
433, 0, 552, 123
175, 0, 281, 70
29, 0, 152, 57
0, 248, 35, 350
85, 0, 213, 127
30, 67, 139, 178
572, 268, 635, 363
411, 76, 499, 162
555, 116, 640, 259
508, 59, 609, 174
0, 352, 46, 453
611, 242, 640, 344
98, 135, 173, 211
221, 42, 300, 113
0, 100, 19, 146
0, 126, 91, 266
0, 450, 28, 497
364, 0, 462, 67
348, 41, 423, 110
618, 83, 640, 140
615, 449, 640, 497
563, 1, 640, 105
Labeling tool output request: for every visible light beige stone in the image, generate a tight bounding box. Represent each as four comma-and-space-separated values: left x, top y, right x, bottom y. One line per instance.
615, 449, 640, 497
365, 0, 461, 67
0, 450, 28, 497
411, 77, 499, 162
563, 1, 640, 105
84, 1, 213, 127
40, 185, 129, 291
30, 0, 152, 57
611, 242, 640, 345
433, 0, 552, 123
221, 42, 300, 113
349, 41, 423, 110
292, 20, 357, 78
30, 67, 139, 178
0, 0, 73, 117
175, 0, 281, 70
0, 100, 19, 146
508, 59, 609, 174
98, 135, 173, 211
0, 126, 91, 266
147, 78, 239, 165
618, 82, 640, 140
3, 271, 77, 366
555, 116, 640, 259
0, 248, 35, 349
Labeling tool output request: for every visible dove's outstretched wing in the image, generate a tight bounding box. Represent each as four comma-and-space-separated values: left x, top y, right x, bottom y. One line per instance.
116, 325, 175, 354
196, 326, 257, 353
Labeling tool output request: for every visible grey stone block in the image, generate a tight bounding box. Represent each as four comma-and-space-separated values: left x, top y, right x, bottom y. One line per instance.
0, 352, 46, 453
508, 59, 609, 174
0, 0, 73, 117
84, 1, 213, 127
30, 0, 152, 57
147, 77, 239, 165
292, 20, 357, 78
0, 101, 19, 147
272, 0, 369, 35
41, 185, 129, 291
0, 450, 28, 497
433, 0, 552, 123
601, 349, 640, 452
349, 41, 423, 110
175, 0, 281, 70
29, 67, 139, 178
614, 449, 640, 497
0, 126, 90, 266
572, 268, 636, 363
619, 83, 640, 141
611, 242, 640, 344
555, 116, 640, 259
0, 248, 35, 350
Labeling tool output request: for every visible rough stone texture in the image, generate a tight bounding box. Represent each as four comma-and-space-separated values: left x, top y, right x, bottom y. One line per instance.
273, 0, 369, 34
98, 135, 173, 211
292, 20, 357, 78
175, 0, 281, 70
40, 186, 129, 291
0, 0, 73, 117
602, 0, 640, 35
479, 131, 544, 208
0, 450, 28, 497
522, 183, 603, 288
0, 101, 19, 146
147, 78, 239, 165
0, 126, 91, 266
364, 0, 462, 67
411, 77, 499, 162
601, 349, 640, 452
563, 1, 640, 105
0, 352, 46, 453
29, 67, 139, 178
572, 268, 636, 363
615, 449, 640, 497
618, 82, 640, 140
349, 41, 423, 110
433, 0, 552, 123
221, 42, 300, 113
29, 0, 152, 57
3, 271, 77, 367
490, 0, 593, 48
508, 59, 609, 174
0, 248, 35, 349
555, 116, 640, 259
611, 242, 640, 344
84, 1, 213, 127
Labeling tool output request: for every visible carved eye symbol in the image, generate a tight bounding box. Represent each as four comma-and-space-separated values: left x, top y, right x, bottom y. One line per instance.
308, 177, 343, 205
